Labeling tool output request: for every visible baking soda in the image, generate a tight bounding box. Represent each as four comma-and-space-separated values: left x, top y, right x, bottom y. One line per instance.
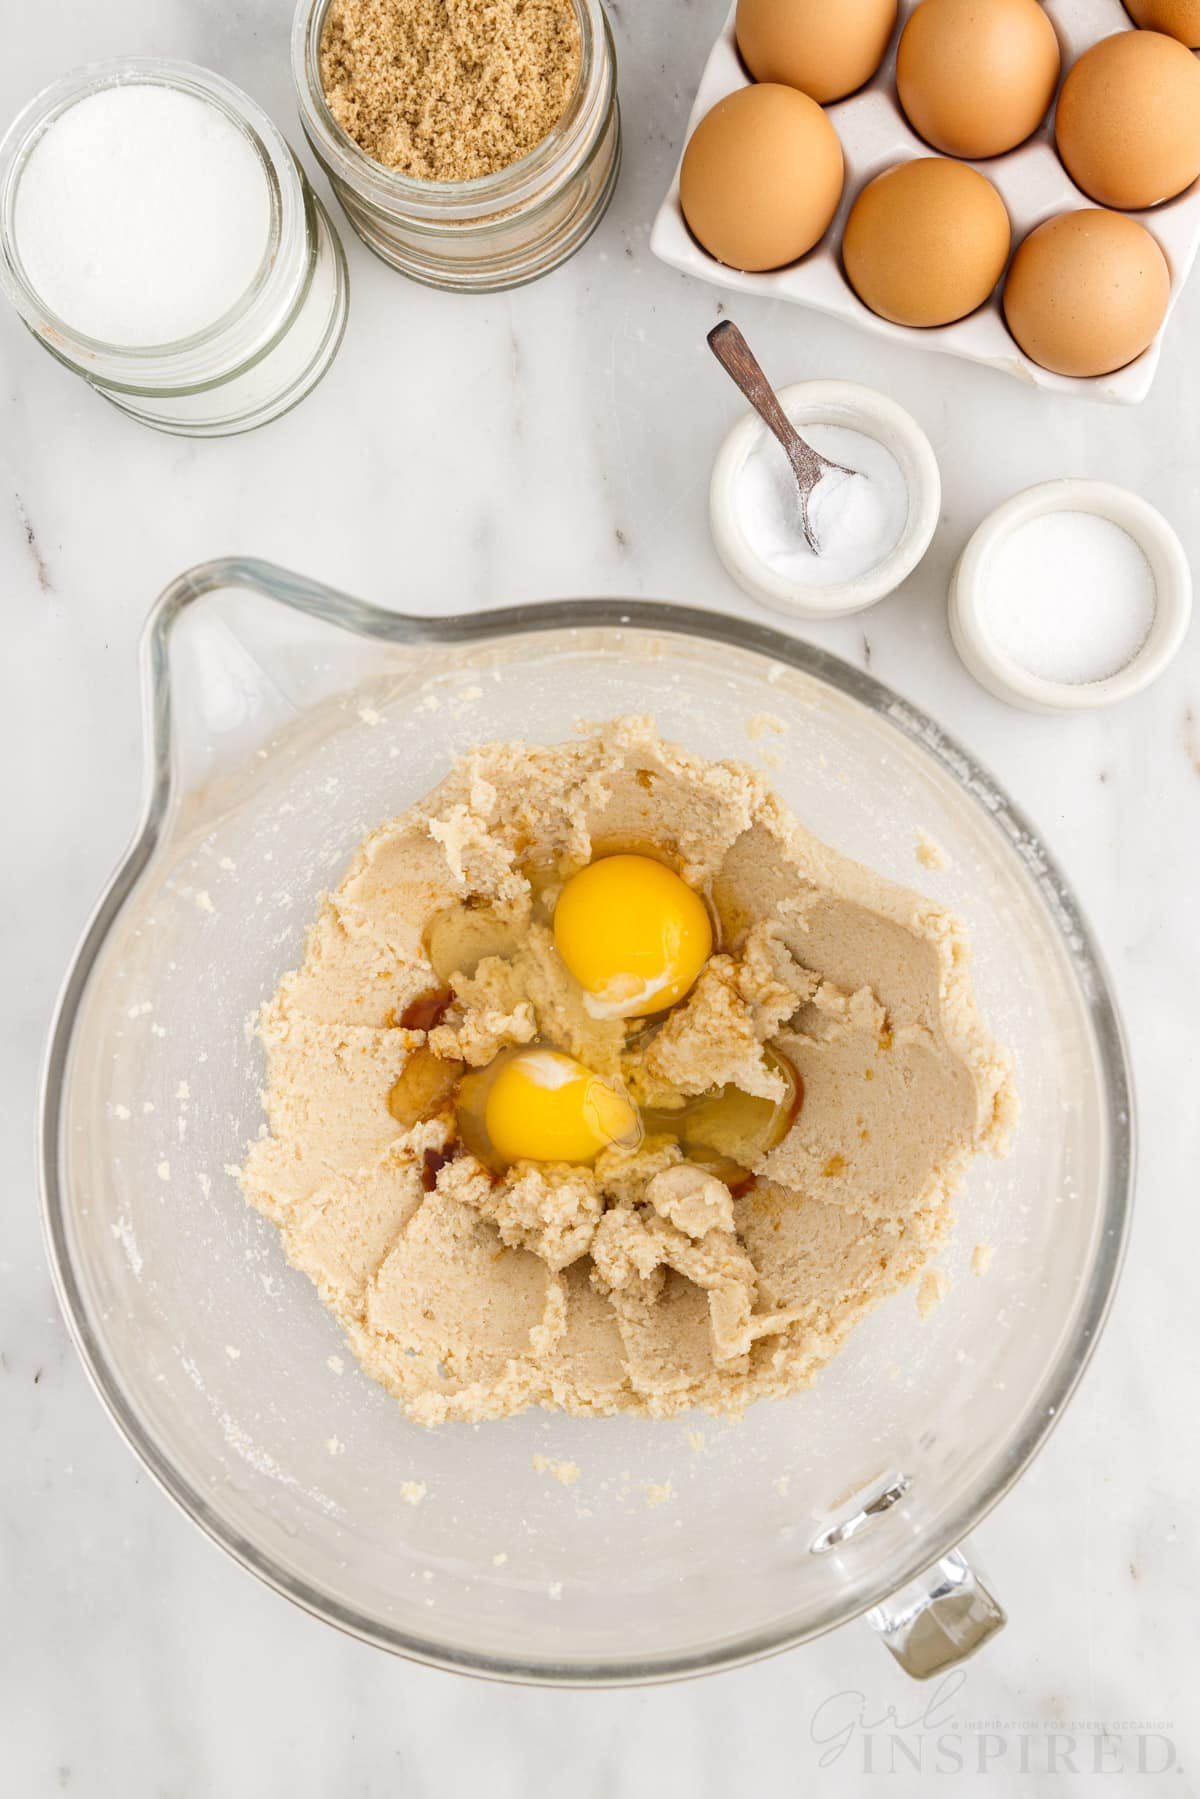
734, 420, 910, 588
983, 512, 1156, 684
15, 83, 271, 346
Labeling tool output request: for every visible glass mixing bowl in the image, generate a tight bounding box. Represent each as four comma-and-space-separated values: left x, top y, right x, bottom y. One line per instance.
41, 560, 1132, 1684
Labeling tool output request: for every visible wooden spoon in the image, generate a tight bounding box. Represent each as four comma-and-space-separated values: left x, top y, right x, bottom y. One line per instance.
707, 319, 858, 555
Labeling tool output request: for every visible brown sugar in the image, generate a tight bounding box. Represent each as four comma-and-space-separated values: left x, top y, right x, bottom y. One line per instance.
319, 0, 582, 182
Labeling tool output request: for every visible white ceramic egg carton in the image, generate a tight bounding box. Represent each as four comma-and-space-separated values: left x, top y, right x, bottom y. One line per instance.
650, 0, 1200, 404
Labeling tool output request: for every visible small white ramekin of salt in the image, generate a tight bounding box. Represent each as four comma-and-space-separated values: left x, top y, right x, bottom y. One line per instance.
950, 481, 1192, 714
709, 381, 941, 619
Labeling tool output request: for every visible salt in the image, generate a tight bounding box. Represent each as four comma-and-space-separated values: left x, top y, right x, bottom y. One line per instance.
15, 83, 271, 346
733, 420, 910, 589
982, 512, 1156, 685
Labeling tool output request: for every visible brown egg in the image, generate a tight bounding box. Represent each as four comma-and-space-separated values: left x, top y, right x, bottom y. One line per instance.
1003, 210, 1171, 376
679, 85, 844, 272
897, 0, 1061, 159
1056, 31, 1200, 209
1123, 0, 1200, 48
736, 0, 898, 104
842, 158, 1011, 327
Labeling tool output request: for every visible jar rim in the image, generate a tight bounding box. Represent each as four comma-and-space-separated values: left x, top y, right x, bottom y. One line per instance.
292, 0, 610, 218
0, 58, 310, 386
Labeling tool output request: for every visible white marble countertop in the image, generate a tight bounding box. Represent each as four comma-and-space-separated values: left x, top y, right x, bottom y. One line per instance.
2, 1, 1197, 1793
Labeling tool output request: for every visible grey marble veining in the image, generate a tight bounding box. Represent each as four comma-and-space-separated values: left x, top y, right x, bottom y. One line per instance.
1, 0, 1197, 1794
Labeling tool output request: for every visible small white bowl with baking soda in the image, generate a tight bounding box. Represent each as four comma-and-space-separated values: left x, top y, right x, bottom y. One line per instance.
709, 380, 941, 620
950, 480, 1192, 714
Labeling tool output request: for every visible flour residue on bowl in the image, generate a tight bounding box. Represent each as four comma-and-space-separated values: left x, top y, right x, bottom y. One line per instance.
174, 1347, 344, 1518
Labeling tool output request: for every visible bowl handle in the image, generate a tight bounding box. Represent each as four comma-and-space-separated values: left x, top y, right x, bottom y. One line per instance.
865, 1546, 1006, 1679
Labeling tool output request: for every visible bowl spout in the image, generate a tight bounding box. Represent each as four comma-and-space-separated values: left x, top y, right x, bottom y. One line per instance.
142, 557, 437, 822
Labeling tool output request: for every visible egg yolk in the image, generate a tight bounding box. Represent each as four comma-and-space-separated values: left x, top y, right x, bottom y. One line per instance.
552, 854, 713, 1019
482, 1049, 641, 1166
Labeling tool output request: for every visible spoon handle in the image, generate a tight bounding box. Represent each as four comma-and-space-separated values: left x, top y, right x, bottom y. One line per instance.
706, 319, 821, 482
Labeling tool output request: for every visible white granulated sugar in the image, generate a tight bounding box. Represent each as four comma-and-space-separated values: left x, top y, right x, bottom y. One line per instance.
15, 84, 271, 347
734, 422, 909, 589
983, 512, 1156, 684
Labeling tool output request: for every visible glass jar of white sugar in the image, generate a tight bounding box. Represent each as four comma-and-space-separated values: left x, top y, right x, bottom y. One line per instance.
0, 60, 349, 436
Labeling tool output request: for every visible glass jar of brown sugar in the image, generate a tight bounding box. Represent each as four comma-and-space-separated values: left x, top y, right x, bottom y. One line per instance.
291, 0, 620, 293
